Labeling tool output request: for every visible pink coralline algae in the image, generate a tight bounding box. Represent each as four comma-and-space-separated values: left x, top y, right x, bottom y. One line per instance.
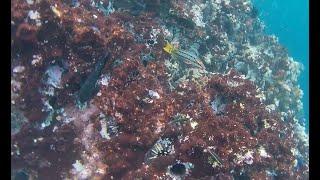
11, 0, 308, 179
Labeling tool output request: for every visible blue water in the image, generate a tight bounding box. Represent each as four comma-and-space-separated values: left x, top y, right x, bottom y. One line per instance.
252, 0, 309, 131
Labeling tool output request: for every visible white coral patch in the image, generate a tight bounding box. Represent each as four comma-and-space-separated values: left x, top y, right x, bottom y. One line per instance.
45, 65, 64, 88
243, 151, 254, 164
13, 66, 25, 73
265, 104, 276, 112
72, 160, 85, 172
227, 80, 243, 87
26, 0, 34, 5
287, 57, 303, 81
99, 118, 110, 140
203, 52, 213, 64
148, 90, 160, 99
262, 119, 271, 129
28, 10, 42, 26
234, 150, 254, 165
190, 120, 198, 129
98, 74, 111, 86
71, 160, 92, 179
258, 146, 270, 158
191, 4, 206, 27
28, 10, 40, 20
31, 54, 43, 66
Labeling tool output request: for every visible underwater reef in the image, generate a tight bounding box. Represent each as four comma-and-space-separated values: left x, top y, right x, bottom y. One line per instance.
11, 0, 308, 179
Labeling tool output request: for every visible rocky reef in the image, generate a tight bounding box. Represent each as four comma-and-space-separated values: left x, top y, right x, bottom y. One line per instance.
11, 0, 308, 179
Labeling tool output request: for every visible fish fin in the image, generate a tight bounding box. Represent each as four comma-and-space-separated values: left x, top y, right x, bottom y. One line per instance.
188, 43, 200, 56
163, 42, 175, 54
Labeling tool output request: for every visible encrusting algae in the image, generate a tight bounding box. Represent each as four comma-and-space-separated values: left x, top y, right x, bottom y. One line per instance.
11, 0, 308, 179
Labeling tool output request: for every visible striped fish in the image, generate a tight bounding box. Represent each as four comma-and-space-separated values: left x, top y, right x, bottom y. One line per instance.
163, 42, 206, 70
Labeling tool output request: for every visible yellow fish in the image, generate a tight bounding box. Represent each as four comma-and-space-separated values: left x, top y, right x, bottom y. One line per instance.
163, 42, 177, 54
163, 42, 206, 70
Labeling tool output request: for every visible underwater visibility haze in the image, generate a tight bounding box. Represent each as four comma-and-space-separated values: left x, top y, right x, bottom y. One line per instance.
253, 0, 309, 132
11, 0, 309, 179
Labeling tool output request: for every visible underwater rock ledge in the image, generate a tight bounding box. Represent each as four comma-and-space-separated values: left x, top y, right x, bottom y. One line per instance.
11, 0, 308, 179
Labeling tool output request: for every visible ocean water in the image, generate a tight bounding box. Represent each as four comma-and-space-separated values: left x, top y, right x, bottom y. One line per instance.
252, 0, 309, 131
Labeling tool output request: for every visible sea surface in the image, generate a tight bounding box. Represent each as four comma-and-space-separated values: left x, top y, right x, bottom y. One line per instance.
252, 0, 309, 131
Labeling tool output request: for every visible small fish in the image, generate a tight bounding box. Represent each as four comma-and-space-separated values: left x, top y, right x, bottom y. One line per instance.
163, 42, 206, 70
78, 53, 110, 103
207, 148, 223, 166
144, 138, 174, 164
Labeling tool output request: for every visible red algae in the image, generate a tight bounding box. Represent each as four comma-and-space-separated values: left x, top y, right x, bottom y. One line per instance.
11, 0, 308, 179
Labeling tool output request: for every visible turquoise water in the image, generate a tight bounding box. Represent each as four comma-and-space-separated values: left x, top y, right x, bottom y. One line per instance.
252, 0, 309, 131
